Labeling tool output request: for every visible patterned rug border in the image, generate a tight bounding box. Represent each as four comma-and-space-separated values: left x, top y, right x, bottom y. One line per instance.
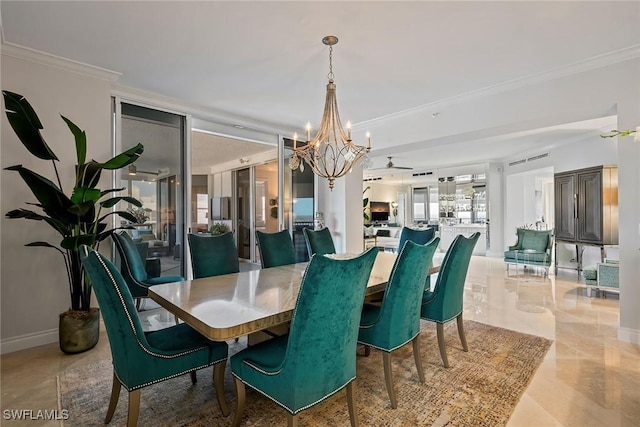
58, 320, 552, 426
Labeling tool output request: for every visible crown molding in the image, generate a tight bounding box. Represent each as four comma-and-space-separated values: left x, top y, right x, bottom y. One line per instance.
356, 44, 640, 129
112, 84, 291, 138
0, 41, 121, 82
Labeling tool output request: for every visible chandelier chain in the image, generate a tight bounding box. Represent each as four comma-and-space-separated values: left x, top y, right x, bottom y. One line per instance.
327, 45, 334, 82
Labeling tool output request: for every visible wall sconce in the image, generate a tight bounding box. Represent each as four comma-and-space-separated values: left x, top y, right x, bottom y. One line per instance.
391, 201, 399, 217
128, 164, 137, 176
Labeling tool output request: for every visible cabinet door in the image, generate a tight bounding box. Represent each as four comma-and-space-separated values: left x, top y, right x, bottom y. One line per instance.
554, 173, 576, 241
577, 169, 603, 243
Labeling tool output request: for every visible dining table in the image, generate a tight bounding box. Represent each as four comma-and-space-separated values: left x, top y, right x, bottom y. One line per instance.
149, 251, 442, 341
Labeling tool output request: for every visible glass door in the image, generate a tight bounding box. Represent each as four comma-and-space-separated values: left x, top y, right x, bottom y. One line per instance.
281, 138, 316, 262
236, 167, 252, 260
115, 101, 186, 277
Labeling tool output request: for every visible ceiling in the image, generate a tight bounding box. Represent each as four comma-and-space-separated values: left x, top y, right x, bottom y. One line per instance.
1, 1, 638, 177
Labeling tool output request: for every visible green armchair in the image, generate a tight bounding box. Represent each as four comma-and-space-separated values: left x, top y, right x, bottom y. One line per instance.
79, 246, 229, 427
358, 238, 440, 408
504, 228, 553, 277
230, 248, 378, 426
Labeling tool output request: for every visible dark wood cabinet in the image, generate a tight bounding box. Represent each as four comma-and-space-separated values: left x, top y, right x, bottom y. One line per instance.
554, 165, 618, 246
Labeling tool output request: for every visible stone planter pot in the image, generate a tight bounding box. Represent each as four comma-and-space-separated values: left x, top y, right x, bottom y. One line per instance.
59, 308, 100, 354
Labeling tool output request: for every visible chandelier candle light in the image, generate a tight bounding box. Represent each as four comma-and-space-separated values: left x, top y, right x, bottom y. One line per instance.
289, 35, 371, 190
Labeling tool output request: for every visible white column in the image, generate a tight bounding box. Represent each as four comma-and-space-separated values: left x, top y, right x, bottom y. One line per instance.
617, 64, 640, 344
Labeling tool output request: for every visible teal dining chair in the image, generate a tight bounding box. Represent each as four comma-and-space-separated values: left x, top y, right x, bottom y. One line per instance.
397, 226, 435, 252
188, 232, 239, 279
255, 229, 296, 268
421, 232, 480, 368
302, 227, 336, 257
230, 247, 378, 427
112, 231, 184, 310
358, 238, 440, 408
79, 246, 229, 427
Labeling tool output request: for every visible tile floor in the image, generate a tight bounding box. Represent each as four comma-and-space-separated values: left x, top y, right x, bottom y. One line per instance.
1, 256, 639, 426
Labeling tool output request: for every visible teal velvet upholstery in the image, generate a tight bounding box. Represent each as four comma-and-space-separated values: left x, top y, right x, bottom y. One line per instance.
504, 228, 553, 274
113, 232, 184, 300
79, 246, 229, 426
358, 238, 440, 408
230, 247, 378, 426
302, 227, 336, 257
255, 229, 296, 268
396, 226, 435, 252
421, 232, 480, 368
188, 232, 239, 279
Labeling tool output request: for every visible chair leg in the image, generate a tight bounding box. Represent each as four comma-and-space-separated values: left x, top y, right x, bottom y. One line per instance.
346, 381, 359, 427
126, 389, 141, 427
105, 372, 121, 424
232, 377, 246, 427
174, 314, 179, 325
456, 313, 469, 352
412, 334, 425, 383
382, 352, 397, 409
364, 345, 371, 357
190, 371, 197, 384
135, 298, 142, 311
214, 361, 230, 416
287, 413, 299, 427
436, 323, 450, 368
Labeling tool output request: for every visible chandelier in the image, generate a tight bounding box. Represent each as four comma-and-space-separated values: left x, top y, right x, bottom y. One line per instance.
289, 36, 371, 190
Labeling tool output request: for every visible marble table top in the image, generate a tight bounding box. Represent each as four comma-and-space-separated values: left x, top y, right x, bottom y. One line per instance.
149, 251, 441, 341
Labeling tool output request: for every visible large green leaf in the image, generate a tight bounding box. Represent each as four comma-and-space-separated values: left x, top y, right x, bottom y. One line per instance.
2, 91, 58, 161
100, 187, 126, 198
101, 143, 143, 169
76, 161, 102, 189
5, 165, 74, 225
97, 210, 137, 224
61, 115, 86, 166
25, 241, 65, 255
101, 196, 142, 209
70, 186, 101, 205
61, 235, 96, 250
67, 200, 96, 217
5, 208, 45, 220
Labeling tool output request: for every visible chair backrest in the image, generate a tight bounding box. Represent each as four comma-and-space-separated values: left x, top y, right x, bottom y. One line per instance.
113, 231, 148, 283
279, 247, 378, 412
424, 232, 479, 322
188, 232, 240, 279
397, 226, 435, 252
79, 245, 154, 388
302, 227, 336, 257
256, 229, 296, 268
375, 238, 440, 349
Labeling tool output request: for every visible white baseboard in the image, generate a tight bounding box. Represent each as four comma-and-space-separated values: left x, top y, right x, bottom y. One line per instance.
618, 326, 640, 345
1, 329, 58, 355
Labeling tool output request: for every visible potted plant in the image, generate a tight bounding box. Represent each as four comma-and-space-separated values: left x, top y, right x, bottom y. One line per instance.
2, 91, 144, 354
210, 222, 231, 235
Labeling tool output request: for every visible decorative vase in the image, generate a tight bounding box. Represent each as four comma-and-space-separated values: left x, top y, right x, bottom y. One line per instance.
59, 308, 100, 354
314, 212, 325, 230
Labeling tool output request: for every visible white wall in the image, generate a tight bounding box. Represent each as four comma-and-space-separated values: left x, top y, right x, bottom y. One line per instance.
1, 52, 114, 353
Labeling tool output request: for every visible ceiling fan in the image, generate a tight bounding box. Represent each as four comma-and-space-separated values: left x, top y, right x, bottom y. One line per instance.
370, 156, 413, 171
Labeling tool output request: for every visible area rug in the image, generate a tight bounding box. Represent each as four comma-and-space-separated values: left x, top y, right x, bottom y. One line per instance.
58, 321, 552, 426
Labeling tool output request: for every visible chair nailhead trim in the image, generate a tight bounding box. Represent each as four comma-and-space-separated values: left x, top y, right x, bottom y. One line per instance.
232, 373, 355, 415
358, 331, 419, 353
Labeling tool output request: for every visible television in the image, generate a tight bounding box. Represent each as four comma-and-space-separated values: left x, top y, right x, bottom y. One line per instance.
370, 201, 390, 222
